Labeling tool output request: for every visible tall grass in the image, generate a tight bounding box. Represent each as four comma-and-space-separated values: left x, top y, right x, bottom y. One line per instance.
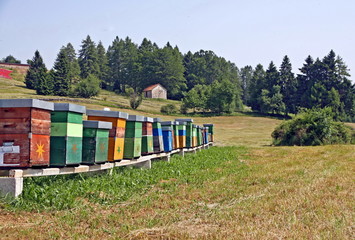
5, 146, 247, 211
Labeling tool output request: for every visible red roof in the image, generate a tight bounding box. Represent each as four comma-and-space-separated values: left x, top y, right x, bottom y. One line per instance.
143, 84, 165, 92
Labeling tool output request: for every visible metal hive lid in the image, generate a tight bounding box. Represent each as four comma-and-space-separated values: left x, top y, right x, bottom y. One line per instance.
83, 120, 112, 129
0, 99, 54, 111
86, 109, 129, 119
54, 103, 86, 113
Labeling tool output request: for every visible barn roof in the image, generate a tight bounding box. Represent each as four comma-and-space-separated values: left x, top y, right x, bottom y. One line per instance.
142, 83, 166, 92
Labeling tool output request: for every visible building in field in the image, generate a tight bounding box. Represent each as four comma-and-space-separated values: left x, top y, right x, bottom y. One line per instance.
143, 84, 167, 99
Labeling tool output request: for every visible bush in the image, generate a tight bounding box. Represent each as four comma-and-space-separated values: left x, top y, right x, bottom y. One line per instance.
272, 107, 354, 146
160, 104, 178, 115
73, 74, 100, 98
129, 92, 142, 110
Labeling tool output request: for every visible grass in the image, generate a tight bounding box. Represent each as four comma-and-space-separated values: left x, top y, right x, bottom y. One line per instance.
0, 76, 354, 239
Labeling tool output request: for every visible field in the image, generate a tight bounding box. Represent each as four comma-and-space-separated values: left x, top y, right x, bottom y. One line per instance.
0, 77, 354, 239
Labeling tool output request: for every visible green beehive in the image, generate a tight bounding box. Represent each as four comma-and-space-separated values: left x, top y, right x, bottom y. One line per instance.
203, 124, 214, 142
175, 119, 193, 148
82, 120, 112, 164
50, 103, 86, 166
192, 124, 198, 147
124, 115, 144, 159
197, 126, 202, 146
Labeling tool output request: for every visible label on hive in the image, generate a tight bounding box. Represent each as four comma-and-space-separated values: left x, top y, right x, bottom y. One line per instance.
0, 133, 50, 167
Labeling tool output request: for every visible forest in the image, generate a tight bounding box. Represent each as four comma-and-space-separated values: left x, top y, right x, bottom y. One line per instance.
2, 35, 354, 122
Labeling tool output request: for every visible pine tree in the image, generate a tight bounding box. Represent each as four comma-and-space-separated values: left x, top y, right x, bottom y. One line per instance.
265, 61, 279, 91
279, 56, 297, 114
239, 65, 253, 105
62, 43, 81, 85
78, 35, 100, 79
97, 41, 109, 85
52, 49, 71, 96
36, 70, 53, 95
25, 50, 47, 90
249, 64, 266, 111
107, 36, 124, 91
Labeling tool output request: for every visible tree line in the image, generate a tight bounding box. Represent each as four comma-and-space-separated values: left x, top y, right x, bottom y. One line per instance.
10, 34, 355, 121
239, 51, 354, 122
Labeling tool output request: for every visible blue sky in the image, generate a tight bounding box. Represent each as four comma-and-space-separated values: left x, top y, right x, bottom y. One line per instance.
0, 0, 354, 80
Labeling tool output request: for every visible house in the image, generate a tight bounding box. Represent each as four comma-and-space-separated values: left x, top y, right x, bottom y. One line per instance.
143, 84, 167, 99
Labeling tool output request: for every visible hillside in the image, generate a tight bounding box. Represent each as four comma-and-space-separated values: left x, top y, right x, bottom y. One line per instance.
0, 76, 181, 117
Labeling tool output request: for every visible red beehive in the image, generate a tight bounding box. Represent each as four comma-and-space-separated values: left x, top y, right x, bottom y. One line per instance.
0, 99, 54, 168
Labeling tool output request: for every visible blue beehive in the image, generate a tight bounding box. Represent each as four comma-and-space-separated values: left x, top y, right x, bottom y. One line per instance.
162, 126, 173, 152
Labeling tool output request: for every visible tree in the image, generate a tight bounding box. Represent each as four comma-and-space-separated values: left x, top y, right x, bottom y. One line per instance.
279, 56, 297, 114
249, 64, 266, 111
265, 61, 279, 91
208, 79, 237, 113
106, 36, 124, 91
62, 43, 81, 85
240, 65, 253, 105
97, 41, 109, 85
36, 70, 53, 95
78, 35, 100, 79
269, 85, 286, 114
25, 50, 47, 90
52, 48, 71, 96
1, 55, 21, 64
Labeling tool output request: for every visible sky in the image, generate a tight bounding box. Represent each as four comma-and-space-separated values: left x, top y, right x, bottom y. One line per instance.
0, 0, 354, 81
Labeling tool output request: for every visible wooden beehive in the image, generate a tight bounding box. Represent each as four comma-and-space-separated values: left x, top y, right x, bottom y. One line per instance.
152, 118, 164, 153
50, 103, 85, 167
142, 117, 154, 155
175, 119, 193, 148
176, 121, 186, 148
82, 120, 112, 164
162, 126, 173, 152
203, 124, 214, 142
86, 110, 128, 161
173, 122, 180, 149
161, 121, 175, 149
0, 99, 53, 168
124, 115, 144, 159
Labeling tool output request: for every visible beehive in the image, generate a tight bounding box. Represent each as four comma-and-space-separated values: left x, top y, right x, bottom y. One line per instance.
175, 121, 186, 148
173, 121, 180, 149
197, 126, 202, 146
82, 120, 112, 164
50, 103, 85, 166
203, 127, 209, 144
175, 119, 193, 148
142, 117, 154, 155
0, 99, 53, 167
86, 110, 128, 161
152, 118, 164, 153
192, 124, 198, 147
161, 121, 175, 149
162, 126, 173, 152
124, 115, 144, 159
203, 124, 214, 142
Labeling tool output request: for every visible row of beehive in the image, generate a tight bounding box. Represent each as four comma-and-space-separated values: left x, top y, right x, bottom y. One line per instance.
0, 99, 214, 168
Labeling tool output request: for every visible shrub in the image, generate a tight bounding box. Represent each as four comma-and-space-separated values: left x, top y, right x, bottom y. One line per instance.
161, 103, 178, 115
129, 92, 143, 110
272, 107, 354, 146
73, 74, 100, 98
